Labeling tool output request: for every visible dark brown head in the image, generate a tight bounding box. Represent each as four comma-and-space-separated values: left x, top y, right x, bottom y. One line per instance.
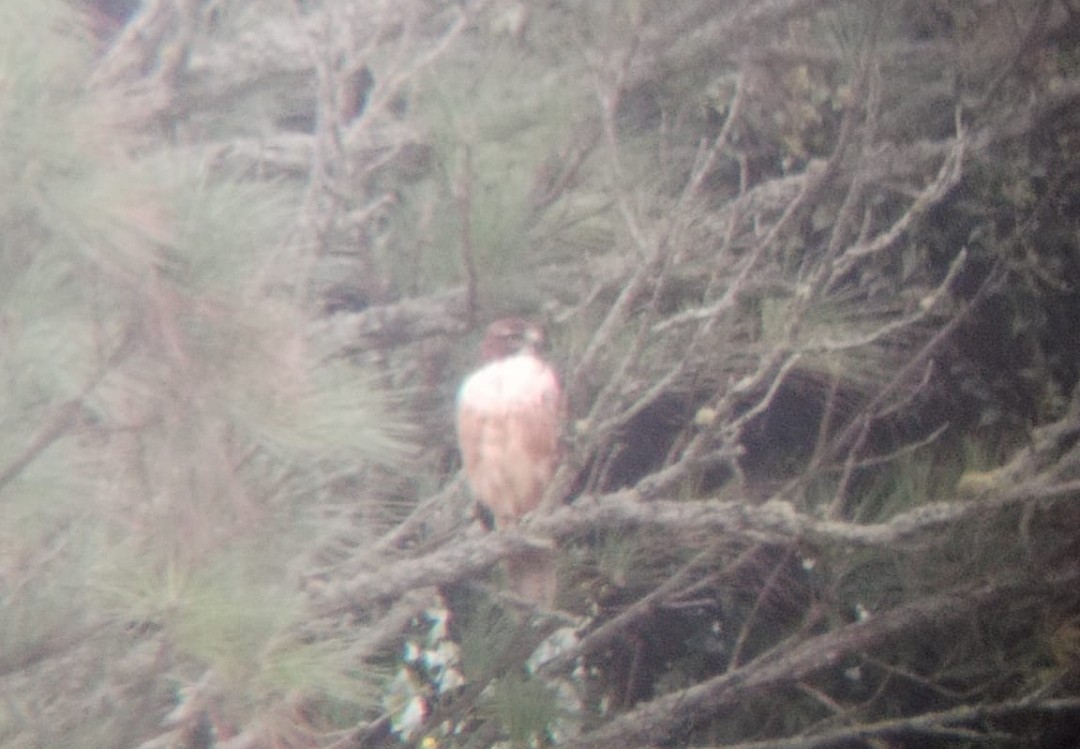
480, 318, 548, 361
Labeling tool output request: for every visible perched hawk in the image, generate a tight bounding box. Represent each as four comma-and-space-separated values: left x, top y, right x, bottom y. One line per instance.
456, 318, 564, 605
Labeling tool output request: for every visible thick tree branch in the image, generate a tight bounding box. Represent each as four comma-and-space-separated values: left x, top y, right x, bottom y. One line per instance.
314, 468, 1080, 618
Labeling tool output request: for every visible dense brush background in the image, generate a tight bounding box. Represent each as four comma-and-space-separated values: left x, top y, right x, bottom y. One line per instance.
2, 1, 1080, 747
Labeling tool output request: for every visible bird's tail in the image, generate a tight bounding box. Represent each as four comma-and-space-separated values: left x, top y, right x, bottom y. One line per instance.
506, 547, 557, 607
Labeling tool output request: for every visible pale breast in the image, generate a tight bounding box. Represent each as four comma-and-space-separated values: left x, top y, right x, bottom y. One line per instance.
456, 354, 563, 527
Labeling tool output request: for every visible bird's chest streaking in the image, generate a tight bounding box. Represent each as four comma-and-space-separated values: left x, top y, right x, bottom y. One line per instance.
456, 353, 562, 528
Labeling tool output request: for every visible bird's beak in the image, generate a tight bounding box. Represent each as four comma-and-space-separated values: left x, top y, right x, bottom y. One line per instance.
524, 327, 546, 352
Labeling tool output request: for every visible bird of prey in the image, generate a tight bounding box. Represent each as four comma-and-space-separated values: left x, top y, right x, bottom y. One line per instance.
456, 318, 564, 605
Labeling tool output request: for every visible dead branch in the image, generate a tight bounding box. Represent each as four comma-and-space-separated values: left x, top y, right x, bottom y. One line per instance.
696, 697, 1080, 749
313, 465, 1080, 619
456, 144, 478, 328
558, 562, 1080, 749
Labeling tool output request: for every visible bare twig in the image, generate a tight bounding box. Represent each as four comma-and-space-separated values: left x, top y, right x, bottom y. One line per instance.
828, 129, 966, 286
0, 399, 84, 494
695, 697, 1080, 749
557, 563, 1080, 749
727, 544, 797, 669
826, 258, 1001, 519
456, 144, 478, 328
536, 550, 727, 676
0, 330, 134, 494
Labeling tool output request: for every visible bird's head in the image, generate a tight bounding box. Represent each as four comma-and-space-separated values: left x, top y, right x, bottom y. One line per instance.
480, 317, 548, 361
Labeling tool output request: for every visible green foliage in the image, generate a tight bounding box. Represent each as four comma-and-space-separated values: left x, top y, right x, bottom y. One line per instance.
171, 557, 299, 687
387, 13, 600, 299
457, 598, 518, 682
2, 0, 1078, 746
253, 623, 382, 708
94, 541, 379, 720
0, 3, 91, 200
159, 160, 296, 294
480, 673, 561, 745
0, 2, 418, 743
590, 528, 655, 591
0, 4, 118, 394
230, 360, 416, 470
849, 452, 944, 524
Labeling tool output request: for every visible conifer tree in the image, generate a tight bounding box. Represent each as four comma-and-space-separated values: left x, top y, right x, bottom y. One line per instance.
2, 1, 1078, 747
